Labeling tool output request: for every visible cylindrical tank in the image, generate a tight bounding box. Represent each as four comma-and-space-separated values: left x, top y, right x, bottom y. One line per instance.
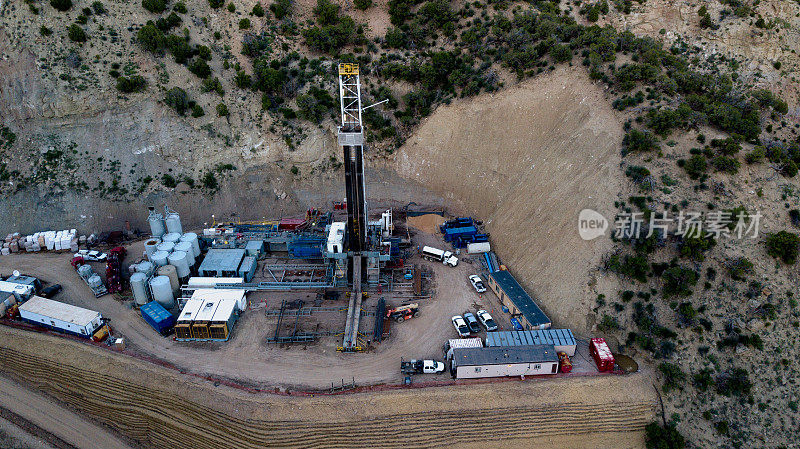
130, 272, 150, 306
151, 250, 169, 267
163, 232, 181, 244
144, 239, 160, 259
165, 212, 182, 235
156, 241, 175, 253
149, 275, 174, 309
174, 241, 196, 266
157, 264, 180, 295
148, 212, 166, 238
77, 264, 93, 280
179, 232, 201, 258
168, 250, 191, 279
87, 274, 103, 290
136, 261, 155, 277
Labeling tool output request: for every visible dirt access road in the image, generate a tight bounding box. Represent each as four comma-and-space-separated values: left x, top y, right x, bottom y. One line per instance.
0, 374, 136, 449
0, 227, 530, 390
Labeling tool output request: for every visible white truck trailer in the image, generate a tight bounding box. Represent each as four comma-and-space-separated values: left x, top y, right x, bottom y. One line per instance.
421, 246, 458, 267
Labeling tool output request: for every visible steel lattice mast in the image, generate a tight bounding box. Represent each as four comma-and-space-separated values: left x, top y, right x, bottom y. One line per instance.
337, 63, 367, 253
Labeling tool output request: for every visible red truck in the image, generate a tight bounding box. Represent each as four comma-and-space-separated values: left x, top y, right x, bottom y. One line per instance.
590, 338, 615, 372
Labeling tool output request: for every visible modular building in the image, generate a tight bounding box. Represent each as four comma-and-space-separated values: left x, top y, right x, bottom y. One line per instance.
197, 248, 246, 277
485, 329, 577, 356
18, 296, 103, 338
245, 240, 264, 257
140, 301, 176, 335
487, 270, 551, 330
175, 298, 204, 339
175, 290, 245, 341
238, 256, 257, 282
450, 345, 559, 379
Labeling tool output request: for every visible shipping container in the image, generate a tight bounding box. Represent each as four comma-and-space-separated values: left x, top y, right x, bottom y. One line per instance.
443, 225, 478, 242
141, 301, 176, 335
18, 296, 103, 338
467, 241, 491, 254
175, 298, 204, 339
590, 337, 615, 372
238, 256, 257, 282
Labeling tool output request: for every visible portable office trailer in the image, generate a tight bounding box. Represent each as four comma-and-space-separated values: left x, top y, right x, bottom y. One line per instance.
208, 299, 238, 340
486, 270, 551, 330
238, 256, 257, 282
175, 298, 204, 340
485, 329, 577, 356
18, 296, 103, 338
5, 275, 42, 293
450, 345, 559, 379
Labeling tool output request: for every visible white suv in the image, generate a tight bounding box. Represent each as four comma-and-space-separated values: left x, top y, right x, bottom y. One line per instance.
477, 309, 498, 331
469, 275, 486, 293
451, 315, 471, 337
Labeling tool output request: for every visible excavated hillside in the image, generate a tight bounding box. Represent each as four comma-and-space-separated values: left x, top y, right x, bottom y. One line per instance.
0, 325, 658, 449
396, 65, 623, 333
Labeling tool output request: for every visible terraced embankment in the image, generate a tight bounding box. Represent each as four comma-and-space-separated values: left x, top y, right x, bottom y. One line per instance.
0, 326, 657, 448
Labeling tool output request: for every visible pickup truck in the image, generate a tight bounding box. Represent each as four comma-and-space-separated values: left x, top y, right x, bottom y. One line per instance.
401, 359, 446, 374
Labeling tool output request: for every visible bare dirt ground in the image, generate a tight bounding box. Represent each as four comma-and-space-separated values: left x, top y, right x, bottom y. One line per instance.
0, 374, 136, 449
395, 65, 624, 336
0, 324, 657, 448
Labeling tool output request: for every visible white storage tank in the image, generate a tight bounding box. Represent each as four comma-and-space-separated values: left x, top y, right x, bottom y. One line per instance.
77, 264, 93, 280
144, 239, 160, 259
148, 210, 166, 238
165, 212, 182, 235
149, 275, 174, 309
130, 272, 150, 306
168, 250, 191, 279
163, 233, 182, 244
157, 264, 180, 295
179, 232, 200, 257
87, 274, 103, 290
174, 241, 196, 267
136, 261, 155, 277
156, 241, 175, 253
151, 250, 170, 267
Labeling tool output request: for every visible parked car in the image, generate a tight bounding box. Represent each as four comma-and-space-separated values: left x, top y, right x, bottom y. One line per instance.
451, 315, 471, 337
510, 317, 524, 331
476, 309, 498, 331
39, 284, 62, 298
463, 312, 480, 333
468, 275, 486, 293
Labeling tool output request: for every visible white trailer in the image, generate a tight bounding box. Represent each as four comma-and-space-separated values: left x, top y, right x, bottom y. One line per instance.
450, 345, 559, 379
0, 281, 34, 302
445, 337, 483, 360
421, 246, 458, 267
18, 296, 103, 338
466, 241, 491, 254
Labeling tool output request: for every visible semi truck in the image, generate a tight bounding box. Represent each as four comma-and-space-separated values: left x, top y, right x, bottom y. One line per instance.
421, 246, 458, 267
401, 358, 446, 374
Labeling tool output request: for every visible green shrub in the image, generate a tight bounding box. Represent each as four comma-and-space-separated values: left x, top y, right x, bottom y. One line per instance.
191, 104, 205, 117
50, 0, 72, 11
188, 58, 212, 79
270, 0, 291, 19
197, 45, 212, 60
644, 422, 686, 449
164, 87, 189, 115
115, 75, 148, 93
67, 24, 87, 42
174, 2, 187, 13
598, 314, 620, 332
216, 103, 229, 117
161, 174, 177, 188
201, 77, 224, 96
550, 43, 572, 63
622, 129, 658, 154
606, 254, 649, 283
201, 171, 219, 189
296, 86, 335, 123
625, 165, 651, 184
727, 257, 753, 280
234, 71, 252, 88
252, 2, 264, 16
715, 368, 752, 397
290, 165, 299, 175
137, 21, 166, 53
40, 26, 53, 36
765, 230, 800, 264
239, 18, 251, 29
682, 154, 707, 179
209, 0, 224, 8
142, 0, 168, 14
745, 146, 765, 164
658, 362, 686, 392
228, 2, 236, 12
679, 235, 715, 261
662, 266, 698, 297
92, 1, 106, 13
166, 34, 192, 64
354, 0, 371, 10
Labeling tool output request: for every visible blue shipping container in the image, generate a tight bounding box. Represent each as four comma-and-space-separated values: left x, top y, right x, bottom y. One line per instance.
141, 301, 176, 335
443, 226, 478, 242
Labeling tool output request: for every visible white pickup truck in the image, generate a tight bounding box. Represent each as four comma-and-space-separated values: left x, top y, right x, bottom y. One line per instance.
421, 246, 458, 267
401, 359, 446, 374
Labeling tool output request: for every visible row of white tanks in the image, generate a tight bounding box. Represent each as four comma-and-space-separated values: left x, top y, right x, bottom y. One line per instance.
131, 231, 201, 309
148, 207, 183, 239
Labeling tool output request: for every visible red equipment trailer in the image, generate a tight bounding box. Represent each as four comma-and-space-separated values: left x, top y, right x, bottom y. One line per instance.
590, 338, 615, 372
